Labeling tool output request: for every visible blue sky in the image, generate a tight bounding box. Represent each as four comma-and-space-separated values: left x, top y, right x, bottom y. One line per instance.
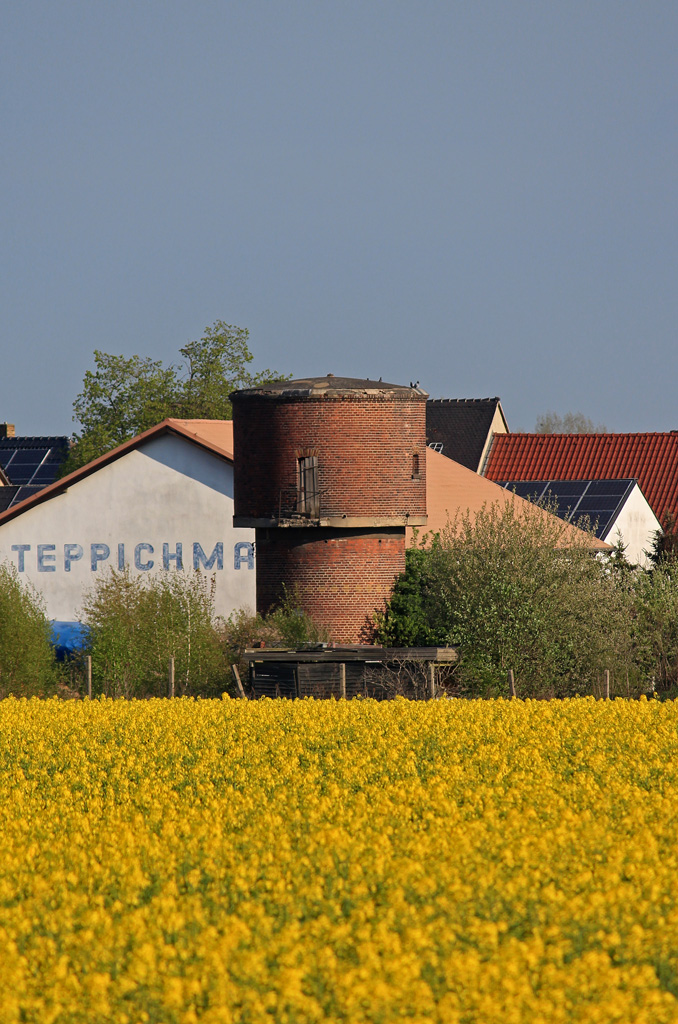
2, 1, 677, 435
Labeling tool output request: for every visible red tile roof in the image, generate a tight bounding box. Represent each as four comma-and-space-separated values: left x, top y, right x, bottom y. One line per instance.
485, 433, 678, 525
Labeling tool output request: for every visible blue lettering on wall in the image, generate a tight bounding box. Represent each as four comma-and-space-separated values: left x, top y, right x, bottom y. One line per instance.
163, 542, 183, 570
7, 541, 254, 572
135, 543, 154, 571
38, 544, 56, 572
90, 543, 110, 571
234, 541, 254, 570
11, 544, 30, 572
193, 542, 223, 571
64, 543, 83, 572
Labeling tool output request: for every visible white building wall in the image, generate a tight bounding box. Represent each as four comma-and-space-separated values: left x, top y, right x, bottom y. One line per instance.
602, 484, 661, 568
0, 434, 255, 622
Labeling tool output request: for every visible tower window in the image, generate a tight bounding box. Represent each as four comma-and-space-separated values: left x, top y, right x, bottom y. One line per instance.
412, 453, 420, 479
297, 455, 319, 517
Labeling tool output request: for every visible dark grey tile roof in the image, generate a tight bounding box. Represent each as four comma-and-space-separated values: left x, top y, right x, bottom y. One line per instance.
426, 399, 504, 471
0, 436, 69, 507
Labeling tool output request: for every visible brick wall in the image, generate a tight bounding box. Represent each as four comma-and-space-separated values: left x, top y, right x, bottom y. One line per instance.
256, 527, 406, 643
233, 393, 426, 520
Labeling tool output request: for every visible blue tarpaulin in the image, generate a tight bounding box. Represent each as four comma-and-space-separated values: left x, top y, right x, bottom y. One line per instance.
50, 621, 89, 659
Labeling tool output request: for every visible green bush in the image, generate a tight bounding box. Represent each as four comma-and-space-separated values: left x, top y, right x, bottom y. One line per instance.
221, 588, 329, 691
631, 565, 678, 692
81, 569, 224, 697
376, 502, 634, 698
0, 562, 57, 698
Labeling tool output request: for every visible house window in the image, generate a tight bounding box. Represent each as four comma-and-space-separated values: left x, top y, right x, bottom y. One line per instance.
297, 455, 319, 517
412, 453, 420, 479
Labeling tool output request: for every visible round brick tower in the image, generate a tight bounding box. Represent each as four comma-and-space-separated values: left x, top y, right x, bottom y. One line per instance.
232, 376, 428, 643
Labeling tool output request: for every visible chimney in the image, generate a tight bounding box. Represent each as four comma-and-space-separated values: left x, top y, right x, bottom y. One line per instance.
0, 424, 15, 438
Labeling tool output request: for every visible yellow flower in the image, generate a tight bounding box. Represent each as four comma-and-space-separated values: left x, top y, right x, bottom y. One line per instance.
1, 696, 678, 1021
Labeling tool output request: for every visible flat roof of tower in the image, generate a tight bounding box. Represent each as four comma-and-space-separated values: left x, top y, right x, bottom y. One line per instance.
232, 375, 428, 398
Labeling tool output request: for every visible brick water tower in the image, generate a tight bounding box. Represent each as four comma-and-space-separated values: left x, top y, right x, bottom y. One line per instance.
231, 376, 428, 643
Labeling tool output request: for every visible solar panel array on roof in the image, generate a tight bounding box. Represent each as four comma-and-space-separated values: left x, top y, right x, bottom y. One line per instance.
0, 436, 68, 507
485, 432, 678, 526
499, 479, 636, 539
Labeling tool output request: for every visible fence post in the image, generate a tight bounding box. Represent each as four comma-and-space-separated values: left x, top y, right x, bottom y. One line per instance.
168, 657, 175, 698
508, 669, 516, 699
85, 655, 92, 700
428, 662, 436, 700
340, 662, 347, 700
232, 664, 247, 699
604, 668, 610, 700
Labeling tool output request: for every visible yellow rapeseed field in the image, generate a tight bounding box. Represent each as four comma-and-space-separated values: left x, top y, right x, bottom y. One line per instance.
1, 696, 678, 1023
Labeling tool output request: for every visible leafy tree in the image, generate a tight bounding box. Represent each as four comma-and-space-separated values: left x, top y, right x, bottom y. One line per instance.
65, 353, 178, 471
631, 565, 678, 692
647, 512, 678, 569
375, 501, 633, 698
64, 321, 287, 472
80, 568, 224, 698
0, 563, 57, 697
178, 321, 278, 419
535, 411, 606, 433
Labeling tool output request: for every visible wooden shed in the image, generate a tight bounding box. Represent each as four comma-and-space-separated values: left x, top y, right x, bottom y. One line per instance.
244, 645, 458, 700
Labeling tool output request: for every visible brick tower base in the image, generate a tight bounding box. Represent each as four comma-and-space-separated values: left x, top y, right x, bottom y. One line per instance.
255, 527, 406, 643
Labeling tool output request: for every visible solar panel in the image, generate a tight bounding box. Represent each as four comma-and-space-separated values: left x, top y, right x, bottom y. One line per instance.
540, 488, 576, 505
0, 488, 19, 512
501, 481, 548, 499
8, 467, 39, 485
44, 449, 67, 464
10, 486, 42, 506
519, 482, 548, 496
548, 481, 590, 497
571, 518, 607, 538
8, 449, 49, 465
3, 453, 46, 483
573, 496, 607, 513
585, 479, 634, 497
31, 465, 60, 484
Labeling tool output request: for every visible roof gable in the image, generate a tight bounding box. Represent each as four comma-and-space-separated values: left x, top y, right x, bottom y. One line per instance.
426, 398, 507, 472
485, 433, 678, 525
0, 419, 234, 526
164, 419, 233, 459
